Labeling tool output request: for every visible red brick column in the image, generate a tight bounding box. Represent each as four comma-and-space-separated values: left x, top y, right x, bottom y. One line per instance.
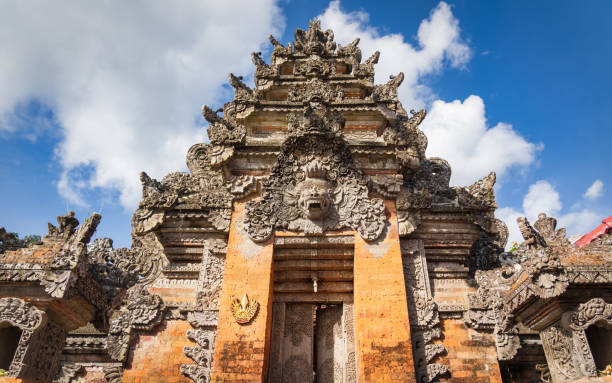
210, 201, 275, 383
353, 200, 417, 382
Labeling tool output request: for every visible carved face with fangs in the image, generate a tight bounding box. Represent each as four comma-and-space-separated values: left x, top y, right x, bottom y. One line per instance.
296, 178, 332, 220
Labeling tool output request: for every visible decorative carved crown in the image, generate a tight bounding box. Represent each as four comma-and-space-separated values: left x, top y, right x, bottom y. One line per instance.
304, 160, 327, 179
293, 19, 336, 56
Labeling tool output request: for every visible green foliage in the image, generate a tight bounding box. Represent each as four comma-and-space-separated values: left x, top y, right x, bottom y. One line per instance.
509, 242, 519, 252
23, 235, 42, 246
0, 369, 7, 376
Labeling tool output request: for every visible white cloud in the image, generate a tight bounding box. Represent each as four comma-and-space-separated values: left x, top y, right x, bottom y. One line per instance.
319, 2, 539, 187
498, 180, 602, 248
319, 1, 471, 108
522, 180, 562, 220
497, 206, 523, 248
557, 210, 601, 238
583, 179, 604, 200
420, 95, 541, 186
0, 0, 284, 208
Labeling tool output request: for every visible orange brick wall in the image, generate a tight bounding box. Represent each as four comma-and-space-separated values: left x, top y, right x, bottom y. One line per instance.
122, 320, 195, 383
438, 318, 503, 383
210, 200, 275, 383
353, 200, 416, 382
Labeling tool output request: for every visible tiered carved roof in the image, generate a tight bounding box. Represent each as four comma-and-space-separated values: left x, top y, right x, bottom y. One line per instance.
132, 20, 503, 248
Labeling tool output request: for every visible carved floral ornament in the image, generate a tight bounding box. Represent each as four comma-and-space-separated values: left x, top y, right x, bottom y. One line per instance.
107, 285, 165, 361
0, 297, 46, 331
244, 109, 386, 243
563, 298, 612, 331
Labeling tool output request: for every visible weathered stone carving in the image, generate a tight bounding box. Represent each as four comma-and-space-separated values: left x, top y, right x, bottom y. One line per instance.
269, 34, 292, 57
107, 285, 165, 361
0, 297, 46, 331
494, 326, 521, 360
181, 328, 217, 383
287, 79, 343, 104
540, 325, 581, 382
201, 105, 246, 146
293, 19, 336, 56
45, 211, 80, 242
88, 234, 166, 297
536, 363, 552, 383
53, 362, 85, 383
373, 72, 404, 102
564, 297, 612, 330
401, 240, 448, 382
103, 365, 124, 383
533, 213, 570, 247
196, 239, 227, 309
39, 212, 103, 299
353, 50, 379, 79
244, 109, 386, 242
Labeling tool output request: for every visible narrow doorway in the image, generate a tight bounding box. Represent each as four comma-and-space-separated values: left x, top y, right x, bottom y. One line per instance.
0, 324, 22, 371
269, 302, 355, 383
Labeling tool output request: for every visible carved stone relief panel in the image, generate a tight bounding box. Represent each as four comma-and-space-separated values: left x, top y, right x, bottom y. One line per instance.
244, 111, 386, 243
181, 327, 217, 383
0, 297, 66, 381
540, 325, 582, 383
196, 238, 228, 310
400, 240, 447, 382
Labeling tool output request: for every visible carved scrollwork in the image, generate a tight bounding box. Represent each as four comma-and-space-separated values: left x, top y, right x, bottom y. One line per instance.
373, 72, 404, 102
494, 325, 521, 360
202, 105, 246, 145
565, 298, 612, 331
53, 362, 85, 383
107, 285, 165, 361
103, 365, 124, 383
181, 327, 217, 383
287, 79, 344, 104
397, 210, 421, 237
0, 297, 46, 331
293, 19, 336, 57
88, 234, 166, 298
540, 325, 581, 382
401, 240, 448, 382
244, 110, 386, 242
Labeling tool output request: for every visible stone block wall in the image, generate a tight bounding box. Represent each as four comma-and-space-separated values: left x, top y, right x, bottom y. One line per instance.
121, 320, 195, 383
437, 318, 503, 383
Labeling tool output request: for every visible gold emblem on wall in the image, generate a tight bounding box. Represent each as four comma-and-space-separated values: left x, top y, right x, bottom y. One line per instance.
231, 293, 259, 324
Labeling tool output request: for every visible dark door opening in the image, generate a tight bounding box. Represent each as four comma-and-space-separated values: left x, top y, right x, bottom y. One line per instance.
585, 324, 612, 371
0, 324, 22, 370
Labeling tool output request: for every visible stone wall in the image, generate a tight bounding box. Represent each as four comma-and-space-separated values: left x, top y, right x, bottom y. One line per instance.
437, 319, 503, 383
122, 320, 194, 383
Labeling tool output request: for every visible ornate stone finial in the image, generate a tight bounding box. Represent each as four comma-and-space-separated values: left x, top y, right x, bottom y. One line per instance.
517, 216, 547, 248
467, 172, 497, 208
293, 19, 336, 56
533, 213, 569, 247
46, 211, 79, 241
228, 73, 254, 101
231, 294, 259, 324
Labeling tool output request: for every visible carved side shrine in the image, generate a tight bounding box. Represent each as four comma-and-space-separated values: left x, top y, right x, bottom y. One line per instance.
0, 20, 611, 383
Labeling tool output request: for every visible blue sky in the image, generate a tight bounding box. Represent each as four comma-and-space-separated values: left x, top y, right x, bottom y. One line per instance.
1, 0, 610, 248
